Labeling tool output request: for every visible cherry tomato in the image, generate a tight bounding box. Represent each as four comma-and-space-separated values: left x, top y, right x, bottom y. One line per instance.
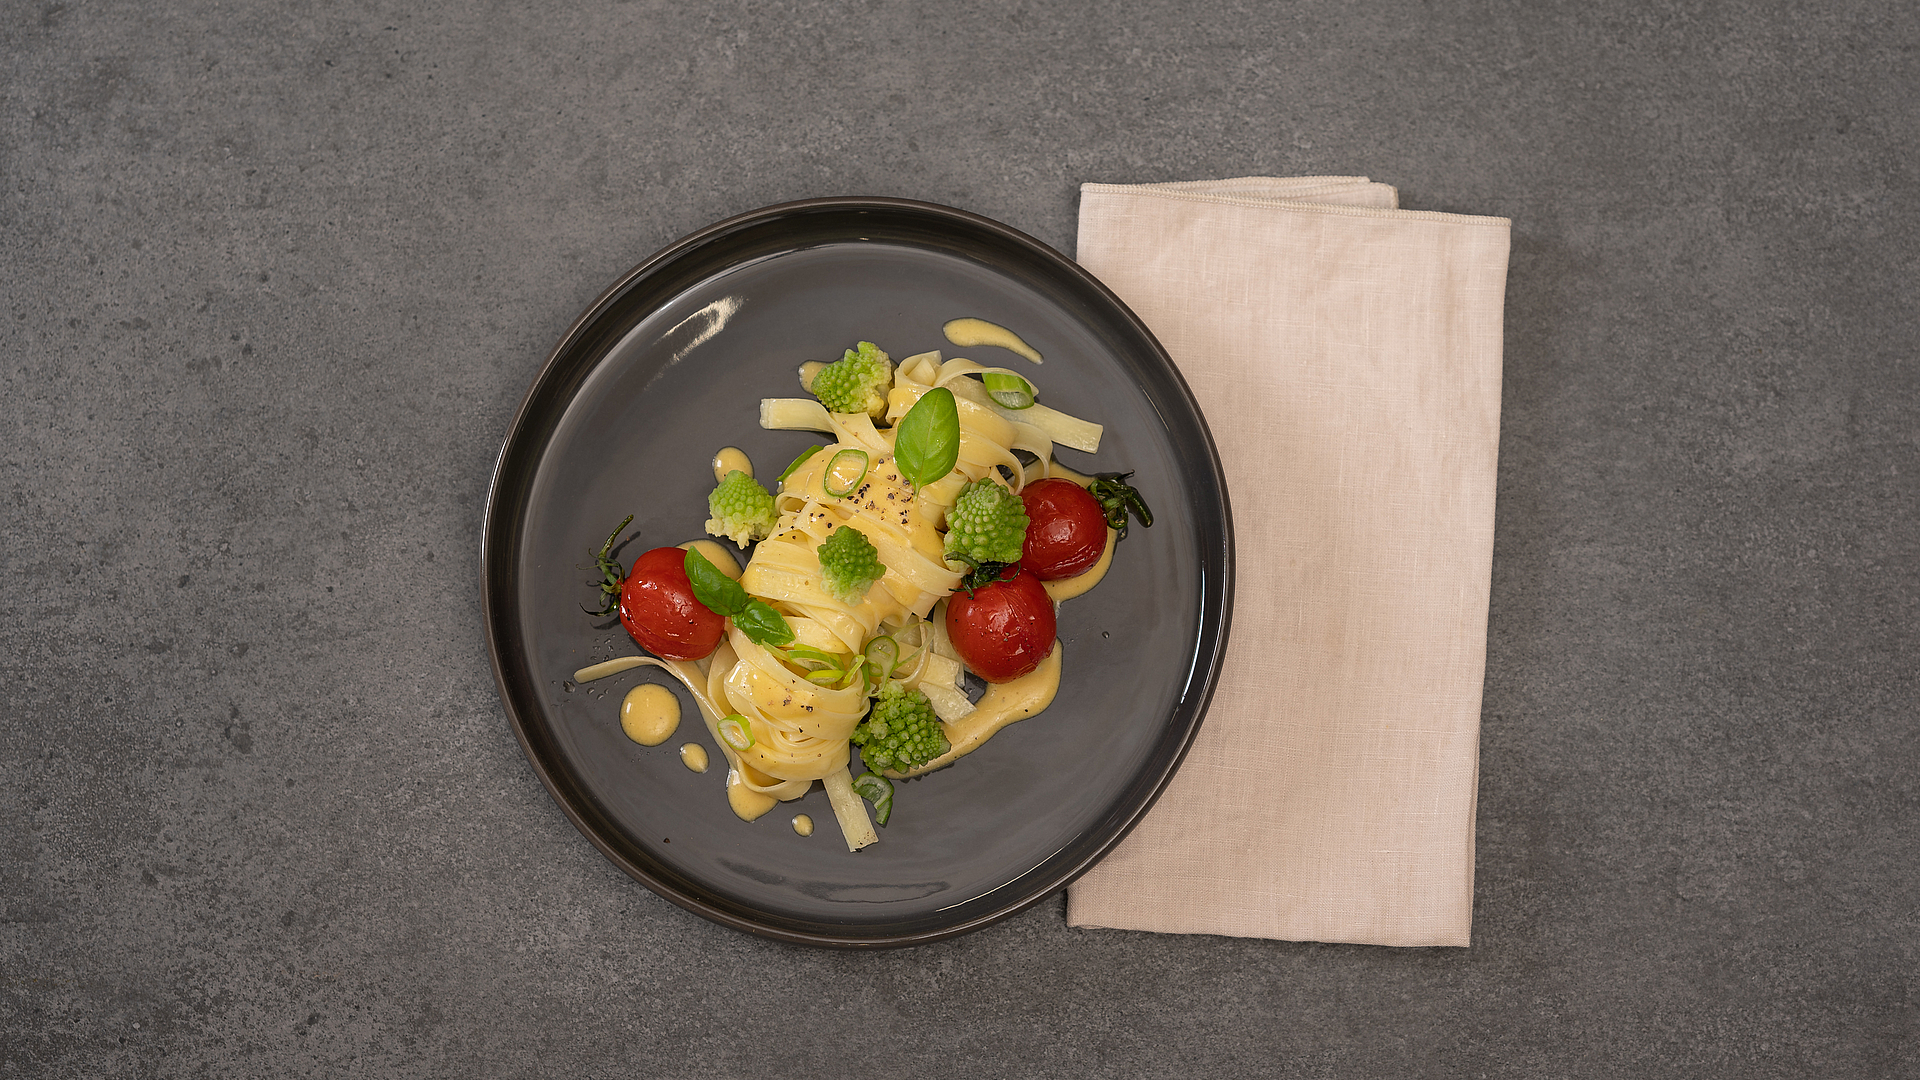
1019, 478, 1109, 581
945, 565, 1057, 683
619, 547, 725, 660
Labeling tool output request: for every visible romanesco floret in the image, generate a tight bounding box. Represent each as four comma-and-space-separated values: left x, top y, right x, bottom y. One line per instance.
851, 682, 949, 773
817, 524, 886, 606
943, 478, 1029, 566
705, 469, 778, 546
810, 341, 893, 419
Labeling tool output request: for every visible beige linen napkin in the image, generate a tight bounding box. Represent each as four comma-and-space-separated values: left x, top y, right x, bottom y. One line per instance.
1067, 177, 1510, 947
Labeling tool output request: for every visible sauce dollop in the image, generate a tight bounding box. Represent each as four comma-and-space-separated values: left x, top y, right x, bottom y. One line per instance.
711, 447, 753, 483
620, 684, 681, 746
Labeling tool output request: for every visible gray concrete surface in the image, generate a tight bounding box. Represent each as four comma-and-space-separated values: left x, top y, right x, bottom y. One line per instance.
4, 1, 1915, 1076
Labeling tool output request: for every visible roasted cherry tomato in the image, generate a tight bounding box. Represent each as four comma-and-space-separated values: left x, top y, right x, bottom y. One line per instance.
945, 565, 1056, 683
1019, 478, 1109, 581
619, 546, 725, 660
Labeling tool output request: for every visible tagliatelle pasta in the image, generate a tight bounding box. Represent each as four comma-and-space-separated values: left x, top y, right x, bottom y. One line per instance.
577, 331, 1151, 853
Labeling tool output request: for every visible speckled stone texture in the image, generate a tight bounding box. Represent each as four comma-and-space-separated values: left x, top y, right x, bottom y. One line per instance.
3, 1, 1914, 1076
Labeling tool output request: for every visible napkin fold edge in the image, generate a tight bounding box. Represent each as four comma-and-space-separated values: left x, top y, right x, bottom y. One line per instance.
1081, 181, 1512, 228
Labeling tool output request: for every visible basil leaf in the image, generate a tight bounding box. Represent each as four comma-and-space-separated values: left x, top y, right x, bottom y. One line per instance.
684, 546, 748, 616
734, 598, 795, 647
777, 443, 824, 483
892, 386, 959, 489
685, 548, 793, 646
852, 772, 894, 826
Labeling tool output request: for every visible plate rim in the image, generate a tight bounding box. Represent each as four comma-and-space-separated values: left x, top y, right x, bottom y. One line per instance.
480, 195, 1234, 947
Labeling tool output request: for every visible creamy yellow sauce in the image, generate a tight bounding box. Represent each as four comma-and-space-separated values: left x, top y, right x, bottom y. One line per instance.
943, 317, 1043, 365
792, 814, 815, 837
1044, 527, 1116, 603
1028, 465, 1116, 601
726, 769, 778, 821
898, 644, 1062, 777
619, 683, 680, 746
678, 538, 742, 579
712, 446, 752, 482
680, 742, 710, 772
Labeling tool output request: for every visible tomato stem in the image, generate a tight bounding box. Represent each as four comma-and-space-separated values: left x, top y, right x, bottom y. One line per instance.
1087, 472, 1154, 539
948, 553, 1016, 597
583, 513, 633, 617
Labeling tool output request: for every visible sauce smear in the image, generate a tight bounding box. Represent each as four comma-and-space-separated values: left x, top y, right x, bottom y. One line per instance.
897, 645, 1063, 778
943, 318, 1043, 365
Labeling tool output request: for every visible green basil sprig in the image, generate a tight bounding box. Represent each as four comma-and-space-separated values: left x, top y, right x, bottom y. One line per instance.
892, 386, 959, 490
683, 547, 794, 647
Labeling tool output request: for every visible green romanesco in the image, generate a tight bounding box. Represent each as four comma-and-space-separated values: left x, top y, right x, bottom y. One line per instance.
851, 682, 949, 773
817, 524, 886, 606
705, 469, 778, 546
942, 477, 1029, 566
810, 341, 893, 419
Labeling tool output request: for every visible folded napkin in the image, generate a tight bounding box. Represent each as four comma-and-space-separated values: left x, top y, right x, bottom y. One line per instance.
1067, 177, 1511, 947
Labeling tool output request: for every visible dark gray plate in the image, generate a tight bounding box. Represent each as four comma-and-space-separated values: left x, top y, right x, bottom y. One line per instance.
481, 198, 1232, 947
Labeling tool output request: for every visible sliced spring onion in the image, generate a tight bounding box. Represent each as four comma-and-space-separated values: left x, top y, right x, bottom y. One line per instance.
718, 714, 755, 752
782, 644, 841, 670
863, 635, 900, 683
777, 443, 824, 483
982, 371, 1035, 410
852, 772, 894, 827
783, 644, 860, 688
822, 447, 870, 498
